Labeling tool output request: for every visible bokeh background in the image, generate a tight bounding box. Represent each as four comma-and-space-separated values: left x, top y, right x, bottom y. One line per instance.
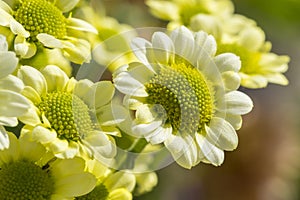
92, 0, 300, 199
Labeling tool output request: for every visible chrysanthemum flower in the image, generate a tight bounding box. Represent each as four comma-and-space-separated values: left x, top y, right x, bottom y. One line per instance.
76, 159, 135, 200
0, 132, 96, 199
146, 0, 233, 29
0, 34, 29, 149
113, 26, 253, 168
17, 65, 124, 160
215, 15, 289, 88
0, 0, 98, 63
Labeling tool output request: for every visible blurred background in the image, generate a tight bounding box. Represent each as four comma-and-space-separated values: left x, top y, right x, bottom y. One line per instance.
90, 0, 300, 199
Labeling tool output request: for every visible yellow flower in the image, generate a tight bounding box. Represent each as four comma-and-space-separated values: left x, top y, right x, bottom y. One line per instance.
76, 159, 135, 200
0, 0, 98, 64
216, 15, 289, 88
0, 132, 96, 199
17, 65, 126, 161
113, 26, 253, 168
146, 0, 233, 28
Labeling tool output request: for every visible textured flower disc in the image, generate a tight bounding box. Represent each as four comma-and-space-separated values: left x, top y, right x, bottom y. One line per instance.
76, 184, 109, 200
0, 160, 54, 199
14, 0, 67, 41
37, 91, 96, 142
145, 60, 214, 135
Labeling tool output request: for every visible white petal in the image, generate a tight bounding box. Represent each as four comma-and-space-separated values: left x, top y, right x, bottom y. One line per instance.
32, 126, 57, 144
146, 125, 171, 145
10, 19, 30, 38
225, 91, 253, 115
14, 35, 36, 58
113, 71, 148, 97
0, 34, 8, 51
0, 1, 13, 14
0, 116, 17, 127
205, 117, 238, 151
195, 134, 224, 166
170, 26, 194, 61
0, 125, 9, 150
0, 6, 13, 27
135, 104, 155, 124
37, 33, 63, 48
0, 52, 18, 78
131, 37, 152, 66
225, 114, 242, 130
132, 120, 162, 136
194, 31, 217, 60
165, 134, 198, 169
152, 32, 174, 64
214, 53, 241, 72
18, 65, 47, 96
41, 65, 69, 92
67, 17, 98, 34
0, 90, 29, 117
221, 71, 241, 92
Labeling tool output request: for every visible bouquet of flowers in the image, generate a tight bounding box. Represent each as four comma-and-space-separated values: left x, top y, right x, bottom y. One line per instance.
0, 0, 289, 199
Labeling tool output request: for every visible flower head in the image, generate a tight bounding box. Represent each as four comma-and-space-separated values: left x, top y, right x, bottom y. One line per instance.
0, 0, 98, 63
17, 65, 124, 161
146, 0, 233, 28
113, 26, 253, 168
215, 15, 289, 88
0, 132, 96, 199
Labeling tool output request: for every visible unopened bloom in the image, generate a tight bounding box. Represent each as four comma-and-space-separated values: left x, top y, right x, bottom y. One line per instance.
0, 0, 97, 63
113, 26, 253, 168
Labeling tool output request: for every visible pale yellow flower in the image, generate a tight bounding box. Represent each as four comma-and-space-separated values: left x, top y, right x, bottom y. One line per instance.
17, 65, 126, 161
0, 0, 98, 64
113, 26, 253, 168
0, 132, 96, 199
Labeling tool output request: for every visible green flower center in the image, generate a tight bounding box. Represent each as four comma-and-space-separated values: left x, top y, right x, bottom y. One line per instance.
217, 43, 262, 74
76, 184, 109, 200
0, 160, 54, 199
38, 91, 96, 142
14, 0, 67, 41
145, 61, 214, 135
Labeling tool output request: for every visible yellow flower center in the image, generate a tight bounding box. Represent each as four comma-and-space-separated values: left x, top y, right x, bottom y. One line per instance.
14, 0, 67, 41
38, 91, 97, 142
0, 160, 54, 199
145, 61, 214, 134
75, 184, 109, 200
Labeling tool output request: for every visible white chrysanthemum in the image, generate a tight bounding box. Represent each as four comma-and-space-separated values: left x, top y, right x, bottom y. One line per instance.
0, 132, 96, 199
113, 26, 253, 168
17, 65, 126, 161
0, 0, 97, 63
0, 34, 29, 150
